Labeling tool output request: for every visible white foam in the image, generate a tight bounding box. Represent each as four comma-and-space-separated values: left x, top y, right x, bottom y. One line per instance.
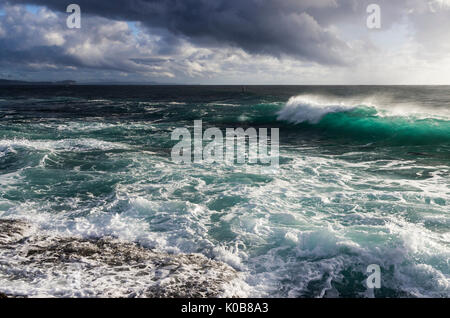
0, 124, 448, 297
168, 102, 186, 105
0, 138, 131, 153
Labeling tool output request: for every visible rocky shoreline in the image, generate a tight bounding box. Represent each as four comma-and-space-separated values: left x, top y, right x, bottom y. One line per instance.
0, 219, 246, 298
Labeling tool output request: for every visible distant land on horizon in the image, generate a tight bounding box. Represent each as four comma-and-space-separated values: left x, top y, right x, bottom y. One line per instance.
0, 79, 77, 85
0, 79, 183, 86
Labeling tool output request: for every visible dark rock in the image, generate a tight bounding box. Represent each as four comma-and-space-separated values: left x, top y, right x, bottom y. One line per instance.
0, 219, 246, 298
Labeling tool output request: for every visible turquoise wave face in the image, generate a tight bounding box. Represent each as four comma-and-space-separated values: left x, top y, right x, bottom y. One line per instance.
306, 106, 450, 145
0, 86, 449, 298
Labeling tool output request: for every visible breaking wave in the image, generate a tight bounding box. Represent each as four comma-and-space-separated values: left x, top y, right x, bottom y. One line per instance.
275, 95, 450, 144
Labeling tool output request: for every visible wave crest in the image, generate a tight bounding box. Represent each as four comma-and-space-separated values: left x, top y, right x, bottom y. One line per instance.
277, 95, 358, 124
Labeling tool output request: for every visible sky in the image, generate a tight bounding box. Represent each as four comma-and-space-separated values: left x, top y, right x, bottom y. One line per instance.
1, 0, 450, 84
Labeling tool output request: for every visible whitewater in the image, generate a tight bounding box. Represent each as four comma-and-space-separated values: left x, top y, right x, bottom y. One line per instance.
0, 85, 448, 298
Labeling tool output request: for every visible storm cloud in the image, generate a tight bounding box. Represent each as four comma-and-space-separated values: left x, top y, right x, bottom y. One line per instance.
1, 0, 450, 84
8, 0, 357, 65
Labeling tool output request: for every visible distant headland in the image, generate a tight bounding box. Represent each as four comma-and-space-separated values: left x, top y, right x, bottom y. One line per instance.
0, 79, 77, 85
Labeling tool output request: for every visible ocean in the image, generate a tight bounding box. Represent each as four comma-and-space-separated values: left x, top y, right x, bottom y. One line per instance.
0, 85, 449, 297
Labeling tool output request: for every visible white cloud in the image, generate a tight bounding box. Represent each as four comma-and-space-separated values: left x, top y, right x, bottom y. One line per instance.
44, 31, 65, 46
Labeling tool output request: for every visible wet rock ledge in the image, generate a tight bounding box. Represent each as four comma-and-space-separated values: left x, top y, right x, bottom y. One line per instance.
0, 219, 245, 298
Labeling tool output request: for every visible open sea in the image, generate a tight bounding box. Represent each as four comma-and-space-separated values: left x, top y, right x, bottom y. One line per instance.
0, 85, 449, 297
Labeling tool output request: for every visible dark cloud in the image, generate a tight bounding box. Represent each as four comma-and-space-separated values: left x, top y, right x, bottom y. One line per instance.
9, 0, 354, 65
0, 44, 78, 67
0, 5, 178, 78
1, 0, 450, 83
